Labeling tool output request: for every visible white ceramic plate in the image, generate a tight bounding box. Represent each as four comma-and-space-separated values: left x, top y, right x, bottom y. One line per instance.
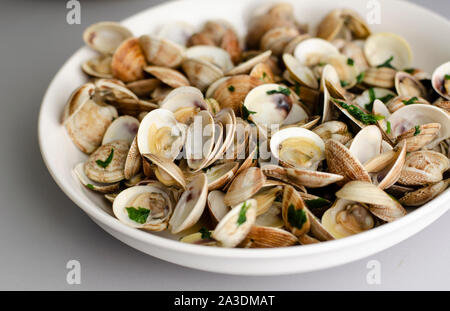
38, 0, 450, 275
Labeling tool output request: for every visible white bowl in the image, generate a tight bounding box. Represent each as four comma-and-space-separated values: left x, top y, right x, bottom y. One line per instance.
38, 0, 450, 275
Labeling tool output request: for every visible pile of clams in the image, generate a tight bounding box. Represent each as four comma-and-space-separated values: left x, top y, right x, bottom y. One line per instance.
65, 3, 449, 248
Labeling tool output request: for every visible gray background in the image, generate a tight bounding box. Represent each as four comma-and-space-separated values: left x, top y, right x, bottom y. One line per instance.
0, 0, 448, 290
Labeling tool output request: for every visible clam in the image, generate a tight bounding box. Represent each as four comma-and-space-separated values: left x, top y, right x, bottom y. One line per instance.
113, 185, 174, 231
111, 38, 147, 82
294, 38, 340, 67
139, 35, 184, 68
185, 110, 215, 171
221, 28, 242, 64
255, 202, 284, 228
249, 62, 276, 83
363, 67, 396, 88
226, 50, 272, 76
212, 75, 263, 115
205, 162, 239, 191
72, 162, 119, 193
83, 21, 133, 54
281, 185, 311, 237
143, 66, 190, 88
399, 179, 449, 207
239, 226, 298, 248
364, 32, 413, 70
386, 96, 430, 113
396, 123, 441, 152
180, 231, 218, 246
137, 108, 186, 160
336, 181, 407, 222
102, 116, 139, 145
142, 153, 186, 189
182, 58, 224, 91
317, 9, 370, 41
252, 186, 282, 216
312, 121, 353, 144
270, 127, 325, 170
124, 137, 142, 180
321, 54, 359, 89
395, 71, 427, 98
283, 53, 318, 89
84, 140, 130, 183
260, 27, 299, 56
283, 34, 311, 55
224, 167, 266, 207
322, 199, 374, 238
206, 108, 236, 165
126, 79, 161, 98
185, 45, 234, 72
212, 199, 257, 248
160, 86, 208, 123
207, 190, 230, 223
169, 173, 208, 234
397, 150, 449, 186
81, 55, 113, 78
154, 21, 195, 47
354, 87, 396, 111
431, 61, 450, 100
62, 83, 96, 123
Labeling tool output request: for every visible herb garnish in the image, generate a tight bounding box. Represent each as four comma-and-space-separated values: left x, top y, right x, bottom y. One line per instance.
242, 105, 257, 121
365, 88, 394, 111
414, 125, 421, 136
199, 227, 212, 239
340, 80, 349, 87
386, 121, 392, 134
318, 62, 326, 67
402, 97, 419, 105
333, 99, 385, 125
378, 94, 395, 103
347, 58, 354, 66
237, 201, 251, 226
356, 72, 365, 84
305, 198, 331, 209
228, 85, 235, 92
404, 68, 415, 74
126, 207, 150, 224
294, 82, 301, 96
287, 204, 307, 229
266, 87, 291, 96
86, 184, 95, 190
96, 149, 114, 168
445, 74, 450, 80
262, 72, 267, 79
377, 56, 396, 69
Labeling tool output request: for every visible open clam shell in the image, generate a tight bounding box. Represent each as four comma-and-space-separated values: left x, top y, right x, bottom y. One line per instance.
294, 38, 340, 67
113, 185, 174, 231
283, 53, 318, 89
371, 142, 407, 190
261, 26, 299, 56
212, 199, 257, 248
124, 136, 142, 180
83, 21, 133, 54
139, 35, 184, 68
364, 32, 413, 70
399, 179, 449, 207
142, 153, 186, 189
182, 58, 224, 91
169, 173, 208, 234
205, 162, 239, 191
239, 226, 298, 248
144, 66, 190, 88
102, 115, 139, 145
226, 50, 272, 76
255, 202, 284, 228
185, 110, 215, 171
312, 121, 353, 144
185, 45, 234, 72
224, 167, 266, 207
281, 185, 311, 237
84, 140, 130, 183
431, 61, 450, 100
82, 55, 113, 79
395, 71, 427, 98
73, 162, 120, 193
126, 79, 161, 98
207, 190, 230, 223
317, 9, 370, 41
111, 38, 147, 83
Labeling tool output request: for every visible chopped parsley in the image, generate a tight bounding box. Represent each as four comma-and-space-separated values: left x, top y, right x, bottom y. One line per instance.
402, 97, 419, 105
262, 72, 267, 79
378, 94, 395, 103
86, 184, 95, 190
96, 149, 114, 168
126, 207, 150, 224
318, 62, 326, 67
369, 88, 377, 103
414, 125, 421, 136
404, 68, 415, 74
356, 72, 365, 84
365, 88, 394, 111
340, 80, 349, 87
305, 198, 331, 209
445, 74, 450, 80
347, 58, 354, 66
287, 204, 307, 229
266, 87, 291, 96
333, 99, 385, 125
242, 105, 257, 121
386, 121, 392, 134
294, 82, 301, 96
377, 56, 396, 69
199, 227, 212, 239
237, 201, 251, 226
228, 85, 235, 92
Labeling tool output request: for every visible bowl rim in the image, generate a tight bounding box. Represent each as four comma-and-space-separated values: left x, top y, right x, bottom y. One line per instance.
38, 0, 450, 260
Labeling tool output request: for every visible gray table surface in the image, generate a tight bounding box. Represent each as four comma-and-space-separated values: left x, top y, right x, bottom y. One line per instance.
0, 0, 448, 290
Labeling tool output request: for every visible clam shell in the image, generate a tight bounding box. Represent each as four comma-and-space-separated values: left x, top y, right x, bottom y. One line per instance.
226, 50, 272, 76
73, 162, 119, 193
395, 71, 427, 98
124, 136, 142, 180
207, 190, 230, 223
283, 53, 318, 89
111, 38, 146, 83
255, 202, 284, 228
375, 142, 407, 190
396, 123, 441, 152
212, 199, 257, 248
294, 38, 340, 67
139, 35, 184, 68
364, 32, 412, 70
81, 55, 113, 79
252, 186, 282, 216
399, 179, 449, 206
83, 21, 133, 54
102, 115, 139, 145
312, 121, 353, 144
281, 185, 311, 237
260, 27, 299, 56
221, 28, 242, 64
126, 79, 161, 98
206, 162, 238, 191
348, 125, 382, 165
363, 67, 396, 88
385, 96, 430, 113
224, 167, 266, 207
84, 140, 129, 183
283, 34, 311, 55
169, 173, 208, 234
239, 226, 298, 248
185, 45, 234, 72
182, 58, 224, 91
431, 61, 450, 100
249, 62, 275, 83
144, 66, 189, 88
185, 111, 215, 171
142, 153, 186, 189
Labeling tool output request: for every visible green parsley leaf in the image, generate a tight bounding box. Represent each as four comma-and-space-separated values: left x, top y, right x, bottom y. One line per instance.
404, 68, 415, 74
378, 94, 395, 103
96, 149, 114, 168
347, 58, 354, 66
368, 87, 377, 103
242, 105, 257, 121
414, 125, 421, 136
333, 99, 385, 125
266, 87, 291, 96
386, 121, 392, 134
402, 97, 419, 105
199, 227, 212, 239
126, 207, 150, 224
318, 62, 326, 67
294, 82, 301, 96
377, 56, 396, 69
445, 74, 450, 80
262, 72, 267, 79
340, 80, 349, 87
305, 198, 331, 209
287, 204, 307, 229
356, 72, 365, 84
228, 85, 235, 92
86, 184, 95, 190
237, 201, 251, 226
